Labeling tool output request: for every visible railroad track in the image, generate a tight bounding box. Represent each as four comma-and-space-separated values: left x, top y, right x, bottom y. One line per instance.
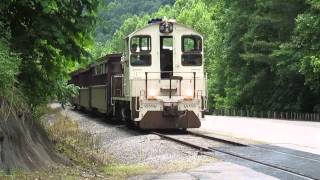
152, 130, 320, 180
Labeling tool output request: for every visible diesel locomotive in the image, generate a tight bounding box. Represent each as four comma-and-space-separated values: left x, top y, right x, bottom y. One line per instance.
70, 19, 208, 129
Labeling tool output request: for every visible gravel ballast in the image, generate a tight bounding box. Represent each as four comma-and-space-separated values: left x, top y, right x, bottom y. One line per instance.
44, 103, 290, 179
49, 103, 213, 171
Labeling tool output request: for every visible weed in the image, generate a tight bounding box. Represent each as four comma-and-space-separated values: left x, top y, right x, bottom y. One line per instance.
47, 113, 110, 168
104, 163, 151, 179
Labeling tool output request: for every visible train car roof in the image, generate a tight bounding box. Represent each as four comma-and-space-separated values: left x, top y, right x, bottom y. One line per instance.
70, 53, 122, 77
90, 53, 122, 68
126, 20, 202, 38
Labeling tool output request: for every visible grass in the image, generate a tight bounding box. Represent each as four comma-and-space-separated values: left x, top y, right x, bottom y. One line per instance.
104, 163, 151, 179
46, 110, 109, 168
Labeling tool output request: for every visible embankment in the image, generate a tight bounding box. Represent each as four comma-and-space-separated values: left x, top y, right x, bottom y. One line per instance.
0, 102, 66, 171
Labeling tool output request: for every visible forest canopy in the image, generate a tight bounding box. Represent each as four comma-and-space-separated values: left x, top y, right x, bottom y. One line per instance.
0, 0, 319, 114
100, 0, 320, 113
0, 0, 99, 108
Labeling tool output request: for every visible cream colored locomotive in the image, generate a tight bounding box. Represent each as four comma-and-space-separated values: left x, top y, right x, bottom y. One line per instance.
71, 19, 207, 129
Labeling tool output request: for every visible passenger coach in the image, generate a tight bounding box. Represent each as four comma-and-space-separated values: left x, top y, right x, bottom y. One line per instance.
70, 19, 208, 129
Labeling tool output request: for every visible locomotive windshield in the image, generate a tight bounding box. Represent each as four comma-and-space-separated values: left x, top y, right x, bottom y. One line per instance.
181, 35, 202, 66
130, 36, 152, 66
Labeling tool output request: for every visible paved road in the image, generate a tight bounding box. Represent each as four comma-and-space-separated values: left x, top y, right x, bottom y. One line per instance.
193, 115, 320, 155
131, 162, 278, 180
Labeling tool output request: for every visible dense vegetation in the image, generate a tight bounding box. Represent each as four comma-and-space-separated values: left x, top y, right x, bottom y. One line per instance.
93, 0, 174, 58
0, 0, 98, 109
103, 0, 320, 113
95, 0, 175, 42
0, 0, 319, 113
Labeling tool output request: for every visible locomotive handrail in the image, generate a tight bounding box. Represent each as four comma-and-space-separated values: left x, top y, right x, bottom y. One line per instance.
201, 73, 208, 111
193, 72, 196, 98
144, 71, 199, 74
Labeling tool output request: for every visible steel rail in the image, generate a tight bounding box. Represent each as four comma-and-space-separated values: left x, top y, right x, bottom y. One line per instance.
152, 131, 317, 180
186, 131, 247, 147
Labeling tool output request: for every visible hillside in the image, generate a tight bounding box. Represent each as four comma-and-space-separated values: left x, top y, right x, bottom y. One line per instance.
95, 0, 175, 43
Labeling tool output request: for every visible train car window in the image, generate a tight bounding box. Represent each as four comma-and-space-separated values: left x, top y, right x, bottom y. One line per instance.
182, 35, 202, 52
130, 35, 152, 66
94, 64, 107, 75
181, 35, 202, 66
130, 36, 151, 53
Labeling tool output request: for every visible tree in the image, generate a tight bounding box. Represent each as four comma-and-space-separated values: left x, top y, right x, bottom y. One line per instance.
283, 0, 320, 112
293, 0, 320, 92
0, 0, 99, 107
238, 0, 307, 111
94, 0, 175, 44
0, 24, 21, 100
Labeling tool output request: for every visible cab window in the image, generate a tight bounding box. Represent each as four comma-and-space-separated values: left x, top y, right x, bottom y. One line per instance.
130, 36, 151, 53
182, 35, 202, 52
130, 36, 151, 66
181, 35, 202, 66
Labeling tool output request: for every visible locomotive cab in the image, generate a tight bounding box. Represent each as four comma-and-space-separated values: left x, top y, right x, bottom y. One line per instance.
116, 19, 208, 129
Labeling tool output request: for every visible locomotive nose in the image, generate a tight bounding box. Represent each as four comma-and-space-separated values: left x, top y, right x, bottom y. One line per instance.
163, 102, 185, 117
163, 103, 178, 117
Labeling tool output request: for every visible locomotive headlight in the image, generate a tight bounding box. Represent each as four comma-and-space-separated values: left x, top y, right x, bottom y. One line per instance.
159, 22, 173, 33
184, 88, 193, 100
148, 88, 158, 100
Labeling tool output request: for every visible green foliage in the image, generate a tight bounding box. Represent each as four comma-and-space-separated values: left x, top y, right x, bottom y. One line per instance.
1, 0, 317, 113
0, 37, 21, 98
95, 0, 175, 42
0, 0, 99, 108
205, 0, 319, 112
93, 0, 174, 58
106, 0, 320, 113
55, 80, 79, 109
292, 0, 320, 92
